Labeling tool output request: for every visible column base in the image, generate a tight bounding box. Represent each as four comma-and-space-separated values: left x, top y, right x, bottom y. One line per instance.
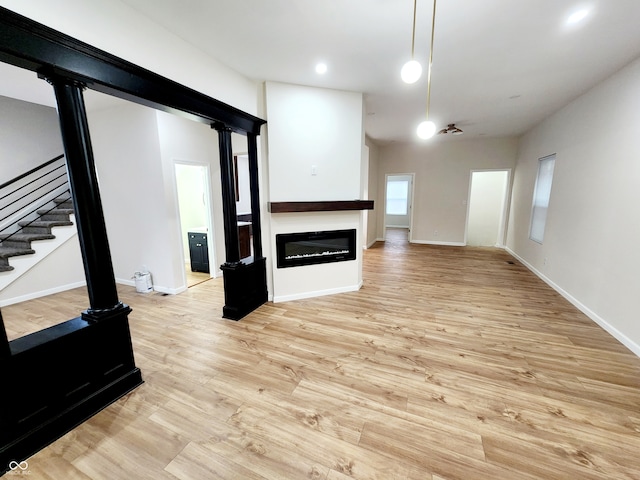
221, 256, 268, 320
0, 310, 143, 473
81, 301, 132, 323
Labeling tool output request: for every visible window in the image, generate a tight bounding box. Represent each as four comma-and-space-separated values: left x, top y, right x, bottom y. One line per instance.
529, 154, 556, 243
386, 180, 409, 215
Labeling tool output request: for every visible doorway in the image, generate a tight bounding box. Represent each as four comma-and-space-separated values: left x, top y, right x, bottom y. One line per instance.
384, 173, 414, 242
174, 162, 214, 287
466, 170, 510, 247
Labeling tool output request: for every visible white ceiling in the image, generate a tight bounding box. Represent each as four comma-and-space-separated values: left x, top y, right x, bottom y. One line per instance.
4, 1, 640, 145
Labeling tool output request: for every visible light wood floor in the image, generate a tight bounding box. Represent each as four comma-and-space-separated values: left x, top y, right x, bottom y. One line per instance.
3, 228, 640, 479
185, 264, 211, 288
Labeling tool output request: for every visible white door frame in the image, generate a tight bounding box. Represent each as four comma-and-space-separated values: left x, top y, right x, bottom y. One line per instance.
464, 168, 512, 247
383, 172, 416, 242
172, 159, 217, 288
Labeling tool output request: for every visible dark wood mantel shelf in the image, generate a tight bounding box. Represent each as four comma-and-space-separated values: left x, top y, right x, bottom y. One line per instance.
268, 200, 374, 213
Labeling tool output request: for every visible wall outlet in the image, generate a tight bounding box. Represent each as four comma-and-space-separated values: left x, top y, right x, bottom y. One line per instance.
311, 165, 317, 176
434, 230, 438, 237
543, 257, 548, 266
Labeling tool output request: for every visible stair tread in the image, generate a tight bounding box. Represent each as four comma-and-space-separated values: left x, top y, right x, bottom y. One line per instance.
0, 246, 36, 258
18, 220, 74, 228
37, 208, 75, 215
0, 233, 56, 241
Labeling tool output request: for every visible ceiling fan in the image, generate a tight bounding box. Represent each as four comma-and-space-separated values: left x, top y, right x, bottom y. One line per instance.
438, 123, 464, 136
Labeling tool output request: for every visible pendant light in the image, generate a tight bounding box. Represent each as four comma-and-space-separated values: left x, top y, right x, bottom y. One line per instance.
401, 0, 422, 84
417, 0, 437, 139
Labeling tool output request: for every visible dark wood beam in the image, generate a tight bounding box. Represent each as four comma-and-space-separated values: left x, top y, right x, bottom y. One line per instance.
268, 200, 374, 213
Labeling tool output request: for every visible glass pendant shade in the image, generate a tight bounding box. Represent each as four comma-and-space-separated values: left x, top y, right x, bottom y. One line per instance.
417, 120, 436, 139
401, 60, 422, 84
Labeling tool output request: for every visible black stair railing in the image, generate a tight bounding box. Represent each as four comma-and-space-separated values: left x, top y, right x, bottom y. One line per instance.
0, 154, 71, 243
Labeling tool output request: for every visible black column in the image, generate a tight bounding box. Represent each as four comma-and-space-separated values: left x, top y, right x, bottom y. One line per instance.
247, 133, 264, 259
215, 124, 241, 265
49, 77, 127, 321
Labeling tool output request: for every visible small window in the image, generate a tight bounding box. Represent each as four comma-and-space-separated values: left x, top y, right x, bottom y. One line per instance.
386, 180, 409, 215
529, 154, 556, 243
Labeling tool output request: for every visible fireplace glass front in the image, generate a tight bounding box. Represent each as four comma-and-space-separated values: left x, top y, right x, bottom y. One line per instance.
276, 229, 356, 268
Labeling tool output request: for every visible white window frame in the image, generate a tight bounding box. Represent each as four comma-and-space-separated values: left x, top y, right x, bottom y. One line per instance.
529, 154, 556, 244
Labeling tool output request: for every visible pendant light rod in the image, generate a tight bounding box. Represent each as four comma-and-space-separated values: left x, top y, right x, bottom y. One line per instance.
410, 0, 418, 58
401, 0, 423, 84
425, 0, 437, 119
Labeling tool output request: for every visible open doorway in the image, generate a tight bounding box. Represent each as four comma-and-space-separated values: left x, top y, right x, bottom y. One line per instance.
466, 170, 510, 247
384, 173, 414, 243
174, 162, 215, 287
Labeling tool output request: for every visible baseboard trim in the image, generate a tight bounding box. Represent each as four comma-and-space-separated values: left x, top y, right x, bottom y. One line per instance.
506, 247, 640, 358
273, 282, 362, 303
115, 278, 187, 295
0, 281, 86, 307
410, 240, 466, 247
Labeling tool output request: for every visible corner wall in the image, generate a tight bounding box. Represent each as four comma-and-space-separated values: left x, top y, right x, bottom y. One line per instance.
264, 82, 364, 302
0, 96, 62, 181
507, 56, 640, 355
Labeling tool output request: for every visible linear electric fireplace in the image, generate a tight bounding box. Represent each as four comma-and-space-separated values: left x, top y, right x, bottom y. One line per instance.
276, 229, 356, 268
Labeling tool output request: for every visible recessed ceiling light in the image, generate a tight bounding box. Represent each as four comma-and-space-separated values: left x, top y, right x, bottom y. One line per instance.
567, 8, 589, 25
315, 63, 327, 74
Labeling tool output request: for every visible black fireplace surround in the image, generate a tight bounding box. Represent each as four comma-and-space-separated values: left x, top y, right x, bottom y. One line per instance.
276, 229, 356, 268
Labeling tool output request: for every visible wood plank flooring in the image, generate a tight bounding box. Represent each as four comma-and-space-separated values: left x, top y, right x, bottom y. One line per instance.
3, 228, 640, 479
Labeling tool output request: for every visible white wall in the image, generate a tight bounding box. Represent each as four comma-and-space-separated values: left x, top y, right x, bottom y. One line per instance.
265, 82, 363, 202
88, 101, 183, 292
507, 56, 640, 355
377, 138, 518, 245
89, 102, 224, 294
0, 236, 85, 307
265, 82, 364, 301
467, 170, 509, 246
0, 96, 62, 182
155, 111, 224, 276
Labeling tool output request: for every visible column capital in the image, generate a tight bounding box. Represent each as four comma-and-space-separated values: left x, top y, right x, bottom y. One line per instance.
38, 69, 87, 90
211, 122, 233, 133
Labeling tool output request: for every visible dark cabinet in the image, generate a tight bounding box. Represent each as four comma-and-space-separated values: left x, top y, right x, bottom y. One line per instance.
239, 223, 251, 258
188, 232, 209, 273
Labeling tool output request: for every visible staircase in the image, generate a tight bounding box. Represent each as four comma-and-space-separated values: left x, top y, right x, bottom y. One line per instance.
0, 196, 74, 272
0, 154, 76, 281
